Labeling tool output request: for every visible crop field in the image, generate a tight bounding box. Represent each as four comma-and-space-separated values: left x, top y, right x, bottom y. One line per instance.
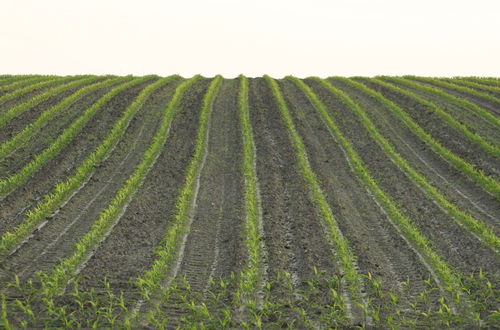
0, 74, 498, 328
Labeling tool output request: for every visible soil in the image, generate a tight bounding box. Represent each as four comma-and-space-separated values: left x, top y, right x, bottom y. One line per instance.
77, 78, 211, 294
306, 78, 500, 276
0, 78, 129, 178
249, 78, 337, 286
0, 77, 180, 286
0, 78, 159, 235
0, 77, 102, 144
358, 79, 500, 180
328, 78, 500, 233
412, 79, 500, 116
280, 79, 437, 303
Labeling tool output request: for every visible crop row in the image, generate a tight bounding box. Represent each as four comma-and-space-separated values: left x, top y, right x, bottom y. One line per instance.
1, 76, 498, 327
390, 77, 500, 129
0, 75, 104, 129
447, 78, 500, 95
408, 76, 500, 108
325, 78, 499, 251
0, 76, 64, 103
0, 76, 140, 200
364, 78, 500, 199
377, 77, 500, 157
234, 75, 267, 310
0, 75, 168, 257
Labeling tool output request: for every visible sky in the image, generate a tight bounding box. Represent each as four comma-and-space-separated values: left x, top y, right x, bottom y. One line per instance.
1, 0, 499, 78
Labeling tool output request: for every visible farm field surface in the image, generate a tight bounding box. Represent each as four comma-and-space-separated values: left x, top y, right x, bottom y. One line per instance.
0, 74, 499, 328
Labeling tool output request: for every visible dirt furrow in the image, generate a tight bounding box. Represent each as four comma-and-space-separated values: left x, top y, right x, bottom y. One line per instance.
384, 80, 500, 147
0, 79, 178, 284
249, 78, 335, 289
0, 78, 104, 144
307, 79, 500, 276
280, 79, 437, 301
328, 78, 500, 232
76, 79, 210, 294
0, 79, 128, 178
174, 78, 245, 294
412, 79, 500, 116
0, 79, 158, 236
358, 79, 500, 180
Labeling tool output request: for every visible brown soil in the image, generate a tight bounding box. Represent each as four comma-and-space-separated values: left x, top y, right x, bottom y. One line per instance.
328, 78, 500, 233
0, 78, 128, 178
249, 78, 336, 285
0, 77, 104, 144
0, 78, 181, 287
358, 79, 500, 180
306, 78, 500, 276
77, 79, 211, 293
280, 79, 437, 302
0, 78, 159, 235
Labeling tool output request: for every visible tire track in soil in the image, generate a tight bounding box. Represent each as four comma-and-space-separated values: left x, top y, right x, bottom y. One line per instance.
0, 78, 105, 145
76, 79, 210, 296
328, 79, 500, 232
154, 79, 246, 326
175, 78, 245, 290
249, 78, 336, 292
359, 79, 500, 181
307, 79, 500, 276
0, 78, 179, 285
0, 79, 158, 237
280, 80, 437, 305
411, 79, 500, 116
0, 79, 127, 178
385, 80, 500, 147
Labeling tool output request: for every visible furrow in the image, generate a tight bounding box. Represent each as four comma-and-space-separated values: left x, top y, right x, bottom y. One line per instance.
361, 78, 500, 183
322, 78, 499, 251
407, 76, 500, 116
299, 77, 481, 315
129, 77, 221, 327
0, 76, 170, 257
0, 77, 155, 237
265, 76, 367, 323
331, 78, 499, 231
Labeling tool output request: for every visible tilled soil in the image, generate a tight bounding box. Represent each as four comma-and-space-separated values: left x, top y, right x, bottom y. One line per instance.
358, 79, 500, 180
0, 78, 177, 284
77, 79, 211, 293
0, 78, 159, 236
0, 78, 130, 178
384, 80, 500, 148
0, 77, 105, 144
306, 78, 500, 276
411, 79, 500, 116
328, 78, 500, 233
249, 78, 336, 286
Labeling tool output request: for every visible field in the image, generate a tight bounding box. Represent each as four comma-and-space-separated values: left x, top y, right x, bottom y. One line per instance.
0, 74, 499, 328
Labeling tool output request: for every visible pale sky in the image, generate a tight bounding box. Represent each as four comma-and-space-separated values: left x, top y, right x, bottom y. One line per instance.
1, 0, 499, 78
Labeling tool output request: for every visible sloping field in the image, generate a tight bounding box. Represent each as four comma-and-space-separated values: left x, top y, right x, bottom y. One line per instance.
0, 75, 498, 328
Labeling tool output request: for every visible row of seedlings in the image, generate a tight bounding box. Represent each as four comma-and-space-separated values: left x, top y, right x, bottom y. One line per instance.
355, 78, 500, 200
233, 75, 267, 322
384, 77, 500, 128
375, 77, 500, 156
319, 78, 499, 251
266, 76, 366, 323
407, 76, 500, 108
0, 76, 146, 200
0, 76, 63, 102
291, 77, 470, 317
129, 76, 221, 326
0, 77, 125, 166
447, 78, 500, 95
0, 75, 104, 129
0, 76, 177, 257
